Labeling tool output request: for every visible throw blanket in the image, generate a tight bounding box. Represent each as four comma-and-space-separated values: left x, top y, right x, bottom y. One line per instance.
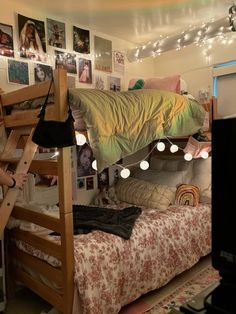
72, 205, 142, 239
69, 88, 207, 172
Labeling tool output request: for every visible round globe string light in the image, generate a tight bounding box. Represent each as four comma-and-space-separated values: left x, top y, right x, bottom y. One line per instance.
75, 132, 87, 146
92, 136, 209, 179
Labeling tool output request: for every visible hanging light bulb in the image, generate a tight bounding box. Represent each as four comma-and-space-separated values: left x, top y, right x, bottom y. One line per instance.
200, 151, 209, 159
184, 152, 193, 161
170, 144, 179, 153
120, 168, 130, 179
156, 141, 165, 152
76, 133, 86, 146
140, 160, 149, 170
92, 160, 97, 171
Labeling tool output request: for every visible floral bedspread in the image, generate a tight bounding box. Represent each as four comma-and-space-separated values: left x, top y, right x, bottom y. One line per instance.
15, 203, 211, 314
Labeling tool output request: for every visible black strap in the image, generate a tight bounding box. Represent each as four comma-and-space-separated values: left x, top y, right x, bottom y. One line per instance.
37, 77, 74, 122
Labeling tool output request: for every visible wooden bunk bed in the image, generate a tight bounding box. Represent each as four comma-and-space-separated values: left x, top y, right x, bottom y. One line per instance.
0, 68, 214, 314
0, 67, 74, 314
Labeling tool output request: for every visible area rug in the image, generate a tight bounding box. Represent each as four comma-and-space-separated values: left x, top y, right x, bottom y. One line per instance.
119, 264, 220, 314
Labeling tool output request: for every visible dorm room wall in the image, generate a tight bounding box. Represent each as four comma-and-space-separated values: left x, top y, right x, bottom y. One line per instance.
150, 33, 236, 105
0, 0, 156, 204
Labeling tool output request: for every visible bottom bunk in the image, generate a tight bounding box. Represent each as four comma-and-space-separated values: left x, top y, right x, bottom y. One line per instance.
6, 199, 211, 314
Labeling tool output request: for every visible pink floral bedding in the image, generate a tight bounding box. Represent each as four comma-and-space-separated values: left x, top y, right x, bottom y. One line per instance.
15, 203, 211, 314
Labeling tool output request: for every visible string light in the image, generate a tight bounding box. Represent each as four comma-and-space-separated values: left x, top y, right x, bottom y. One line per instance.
76, 132, 86, 146
126, 9, 235, 62
92, 137, 210, 179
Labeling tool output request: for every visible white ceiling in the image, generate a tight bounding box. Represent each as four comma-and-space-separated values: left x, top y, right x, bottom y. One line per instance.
15, 0, 233, 45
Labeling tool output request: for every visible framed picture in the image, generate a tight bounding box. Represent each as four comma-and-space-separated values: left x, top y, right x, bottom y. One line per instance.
94, 36, 112, 73
18, 14, 46, 62
0, 23, 14, 57
8, 59, 29, 85
78, 58, 92, 84
73, 26, 90, 54
55, 50, 77, 74
95, 74, 106, 90
47, 18, 66, 49
34, 63, 53, 83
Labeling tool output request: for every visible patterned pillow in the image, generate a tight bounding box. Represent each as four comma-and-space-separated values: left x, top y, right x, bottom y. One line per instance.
174, 184, 200, 206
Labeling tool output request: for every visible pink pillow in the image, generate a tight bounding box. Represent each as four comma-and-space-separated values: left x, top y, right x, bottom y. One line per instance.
144, 75, 180, 93
128, 75, 181, 93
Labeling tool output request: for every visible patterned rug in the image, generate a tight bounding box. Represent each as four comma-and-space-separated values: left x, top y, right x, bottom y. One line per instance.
120, 264, 220, 314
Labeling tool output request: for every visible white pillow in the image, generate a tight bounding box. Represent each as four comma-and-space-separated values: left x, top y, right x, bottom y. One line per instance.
132, 168, 190, 187
190, 157, 211, 204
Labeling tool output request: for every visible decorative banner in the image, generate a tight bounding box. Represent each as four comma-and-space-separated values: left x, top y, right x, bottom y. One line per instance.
108, 76, 121, 91
113, 50, 125, 74
34, 63, 53, 83
0, 23, 14, 57
47, 18, 66, 49
55, 50, 77, 74
8, 59, 29, 85
78, 58, 92, 84
73, 26, 90, 54
18, 14, 46, 62
94, 36, 112, 73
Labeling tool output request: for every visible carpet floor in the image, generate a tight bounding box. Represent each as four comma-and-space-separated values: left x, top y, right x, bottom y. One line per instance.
120, 255, 220, 314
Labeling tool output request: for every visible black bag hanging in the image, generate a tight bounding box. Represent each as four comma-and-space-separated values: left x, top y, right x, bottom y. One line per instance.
32, 78, 76, 148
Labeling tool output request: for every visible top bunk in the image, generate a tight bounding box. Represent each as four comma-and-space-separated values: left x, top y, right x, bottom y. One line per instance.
0, 67, 215, 173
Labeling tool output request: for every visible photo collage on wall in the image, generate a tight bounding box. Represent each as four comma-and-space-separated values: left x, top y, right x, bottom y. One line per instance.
1, 13, 125, 90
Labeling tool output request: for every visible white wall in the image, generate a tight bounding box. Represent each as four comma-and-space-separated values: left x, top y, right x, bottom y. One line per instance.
149, 32, 236, 102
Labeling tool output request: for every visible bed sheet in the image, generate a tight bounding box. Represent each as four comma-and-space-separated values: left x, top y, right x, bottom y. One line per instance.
13, 202, 211, 314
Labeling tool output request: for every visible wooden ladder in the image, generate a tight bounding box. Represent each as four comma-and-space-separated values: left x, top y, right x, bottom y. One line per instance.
0, 127, 38, 237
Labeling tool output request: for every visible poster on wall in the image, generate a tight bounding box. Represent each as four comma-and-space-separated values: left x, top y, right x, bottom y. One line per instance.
18, 14, 46, 62
76, 143, 96, 177
34, 63, 53, 83
113, 50, 125, 74
94, 36, 112, 73
78, 58, 92, 83
108, 76, 121, 91
8, 59, 29, 85
47, 18, 66, 49
73, 26, 90, 54
55, 50, 77, 74
95, 74, 106, 90
0, 23, 14, 57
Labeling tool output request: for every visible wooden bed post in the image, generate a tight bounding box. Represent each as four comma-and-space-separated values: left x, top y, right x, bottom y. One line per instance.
54, 67, 75, 314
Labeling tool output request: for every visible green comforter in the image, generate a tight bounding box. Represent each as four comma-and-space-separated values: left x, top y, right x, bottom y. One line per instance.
69, 88, 206, 173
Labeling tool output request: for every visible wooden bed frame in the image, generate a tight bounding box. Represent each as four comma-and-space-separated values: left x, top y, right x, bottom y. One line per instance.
0, 67, 75, 314
0, 68, 216, 314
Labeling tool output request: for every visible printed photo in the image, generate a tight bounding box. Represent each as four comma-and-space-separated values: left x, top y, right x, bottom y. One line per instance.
73, 26, 90, 54
8, 59, 29, 85
0, 23, 14, 57
77, 178, 85, 190
95, 75, 106, 90
94, 36, 112, 73
108, 76, 121, 91
76, 143, 96, 177
109, 164, 121, 186
55, 50, 77, 74
18, 14, 46, 62
47, 18, 66, 49
34, 63, 53, 83
78, 58, 92, 84
113, 50, 125, 74
86, 177, 94, 190
98, 168, 109, 189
